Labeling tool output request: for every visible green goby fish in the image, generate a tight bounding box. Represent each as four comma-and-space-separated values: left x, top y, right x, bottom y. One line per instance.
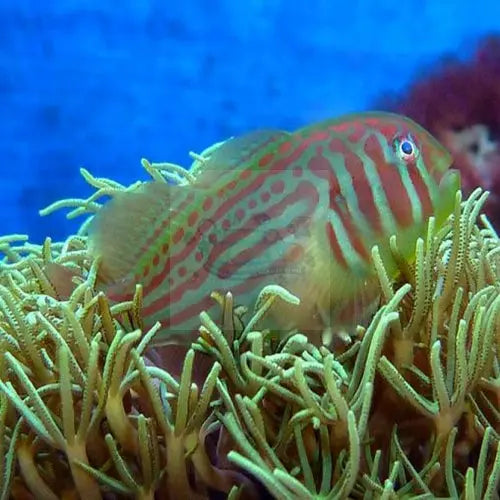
88, 111, 460, 347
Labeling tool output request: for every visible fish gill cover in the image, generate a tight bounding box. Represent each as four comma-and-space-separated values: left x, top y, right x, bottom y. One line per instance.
0, 134, 499, 499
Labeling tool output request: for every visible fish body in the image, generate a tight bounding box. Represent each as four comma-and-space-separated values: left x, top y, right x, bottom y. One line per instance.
88, 111, 459, 345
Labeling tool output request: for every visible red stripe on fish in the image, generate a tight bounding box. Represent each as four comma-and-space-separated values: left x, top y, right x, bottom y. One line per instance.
89, 111, 456, 343
205, 136, 324, 227
329, 192, 371, 262
140, 190, 195, 256
141, 181, 319, 319
162, 237, 314, 331
145, 240, 306, 332
137, 170, 284, 300
325, 222, 348, 267
363, 135, 414, 227
133, 167, 288, 302
307, 145, 371, 262
307, 147, 341, 193
328, 137, 383, 234
215, 181, 319, 278
408, 161, 433, 219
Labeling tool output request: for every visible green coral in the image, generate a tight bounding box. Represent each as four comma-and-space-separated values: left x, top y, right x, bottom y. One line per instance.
0, 147, 499, 499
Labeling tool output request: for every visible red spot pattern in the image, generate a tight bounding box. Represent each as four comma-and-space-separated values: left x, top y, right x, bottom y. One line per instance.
308, 130, 330, 142
187, 211, 198, 226
203, 197, 213, 211
330, 122, 352, 133
207, 181, 319, 281
125, 117, 442, 334
271, 180, 285, 194
141, 132, 329, 326
259, 153, 275, 167
279, 141, 293, 154
286, 244, 304, 262
172, 228, 185, 244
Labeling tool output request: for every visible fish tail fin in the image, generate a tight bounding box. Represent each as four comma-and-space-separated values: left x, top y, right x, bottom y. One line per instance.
87, 181, 198, 288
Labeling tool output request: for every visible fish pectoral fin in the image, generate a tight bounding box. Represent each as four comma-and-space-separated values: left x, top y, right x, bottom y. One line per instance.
301, 230, 380, 339
268, 253, 379, 346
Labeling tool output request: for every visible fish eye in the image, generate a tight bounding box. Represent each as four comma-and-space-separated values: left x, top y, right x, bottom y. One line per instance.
394, 135, 418, 161
401, 140, 414, 155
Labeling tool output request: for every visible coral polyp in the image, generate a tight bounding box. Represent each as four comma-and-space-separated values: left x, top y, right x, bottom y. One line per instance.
0, 145, 499, 499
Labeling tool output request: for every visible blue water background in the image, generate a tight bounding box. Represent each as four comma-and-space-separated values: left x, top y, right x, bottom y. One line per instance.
0, 1, 498, 243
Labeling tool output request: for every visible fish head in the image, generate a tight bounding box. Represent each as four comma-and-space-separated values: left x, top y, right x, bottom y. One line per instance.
356, 112, 461, 224
312, 112, 462, 275
356, 112, 454, 181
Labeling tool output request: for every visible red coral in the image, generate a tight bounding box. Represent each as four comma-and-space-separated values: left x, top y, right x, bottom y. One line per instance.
376, 34, 500, 230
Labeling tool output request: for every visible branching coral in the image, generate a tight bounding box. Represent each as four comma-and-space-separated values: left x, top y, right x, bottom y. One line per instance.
190, 187, 500, 499
1, 146, 499, 499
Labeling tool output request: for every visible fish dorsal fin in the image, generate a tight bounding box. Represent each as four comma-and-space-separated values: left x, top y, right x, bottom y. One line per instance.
194, 129, 290, 185
87, 181, 193, 284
